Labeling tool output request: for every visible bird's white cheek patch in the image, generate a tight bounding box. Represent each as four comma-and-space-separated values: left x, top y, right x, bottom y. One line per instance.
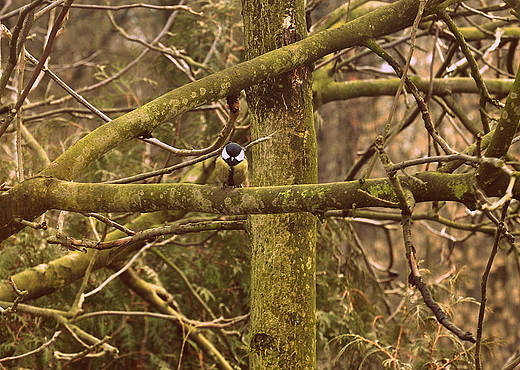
222, 148, 230, 160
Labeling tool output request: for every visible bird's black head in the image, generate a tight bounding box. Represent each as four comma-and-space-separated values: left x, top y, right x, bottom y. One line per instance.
222, 143, 245, 166
225, 143, 242, 157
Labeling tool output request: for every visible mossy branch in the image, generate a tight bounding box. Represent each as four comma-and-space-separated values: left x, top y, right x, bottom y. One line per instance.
314, 77, 514, 107
476, 64, 520, 190
0, 173, 475, 230
36, 0, 448, 182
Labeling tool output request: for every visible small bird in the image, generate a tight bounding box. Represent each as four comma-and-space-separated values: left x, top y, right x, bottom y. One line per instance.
215, 142, 248, 188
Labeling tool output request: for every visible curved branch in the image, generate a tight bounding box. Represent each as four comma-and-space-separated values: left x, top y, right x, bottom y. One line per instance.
37, 0, 448, 181
116, 267, 234, 370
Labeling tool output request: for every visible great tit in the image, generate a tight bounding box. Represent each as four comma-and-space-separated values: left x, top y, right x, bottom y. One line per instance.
215, 142, 248, 188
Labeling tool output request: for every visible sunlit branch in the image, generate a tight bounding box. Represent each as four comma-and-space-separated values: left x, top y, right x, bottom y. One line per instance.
54, 322, 118, 361
34, 0, 66, 19
14, 217, 47, 230
0, 300, 73, 318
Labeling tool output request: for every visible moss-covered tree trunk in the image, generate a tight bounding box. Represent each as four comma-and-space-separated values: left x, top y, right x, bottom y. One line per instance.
241, 0, 318, 369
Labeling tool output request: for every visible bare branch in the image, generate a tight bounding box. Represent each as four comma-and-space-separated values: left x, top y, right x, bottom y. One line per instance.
70, 3, 202, 16
376, 135, 477, 343
48, 220, 246, 251
0, 331, 62, 363
366, 39, 457, 155
0, 0, 73, 139
475, 201, 511, 369
76, 309, 249, 329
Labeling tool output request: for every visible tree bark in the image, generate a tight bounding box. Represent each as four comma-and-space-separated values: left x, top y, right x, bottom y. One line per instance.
241, 0, 318, 368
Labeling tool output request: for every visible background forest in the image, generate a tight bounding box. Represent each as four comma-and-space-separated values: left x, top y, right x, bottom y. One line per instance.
1, 0, 520, 369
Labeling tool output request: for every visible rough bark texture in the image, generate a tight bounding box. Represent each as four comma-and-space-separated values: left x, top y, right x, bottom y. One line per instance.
241, 0, 318, 368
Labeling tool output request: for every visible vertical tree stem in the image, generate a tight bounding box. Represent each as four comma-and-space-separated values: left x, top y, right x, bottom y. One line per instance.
242, 0, 318, 368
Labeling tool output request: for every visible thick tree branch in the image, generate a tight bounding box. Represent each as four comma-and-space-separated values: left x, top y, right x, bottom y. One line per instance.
36, 0, 448, 182
0, 0, 454, 244
0, 172, 476, 234
314, 77, 514, 107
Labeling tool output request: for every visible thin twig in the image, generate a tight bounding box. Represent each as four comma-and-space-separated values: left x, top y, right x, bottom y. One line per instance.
440, 11, 502, 133
48, 220, 246, 251
0, 331, 62, 363
75, 310, 249, 329
475, 201, 511, 369
15, 46, 25, 182
69, 3, 202, 16
0, 0, 74, 139
82, 213, 136, 236
105, 133, 272, 184
366, 40, 457, 155
378, 0, 426, 142
386, 153, 512, 173
139, 106, 239, 156
459, 2, 513, 21
375, 136, 476, 343
103, 148, 222, 184
83, 241, 155, 298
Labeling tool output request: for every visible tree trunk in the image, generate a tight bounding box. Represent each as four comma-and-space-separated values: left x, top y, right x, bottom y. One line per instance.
241, 0, 318, 369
